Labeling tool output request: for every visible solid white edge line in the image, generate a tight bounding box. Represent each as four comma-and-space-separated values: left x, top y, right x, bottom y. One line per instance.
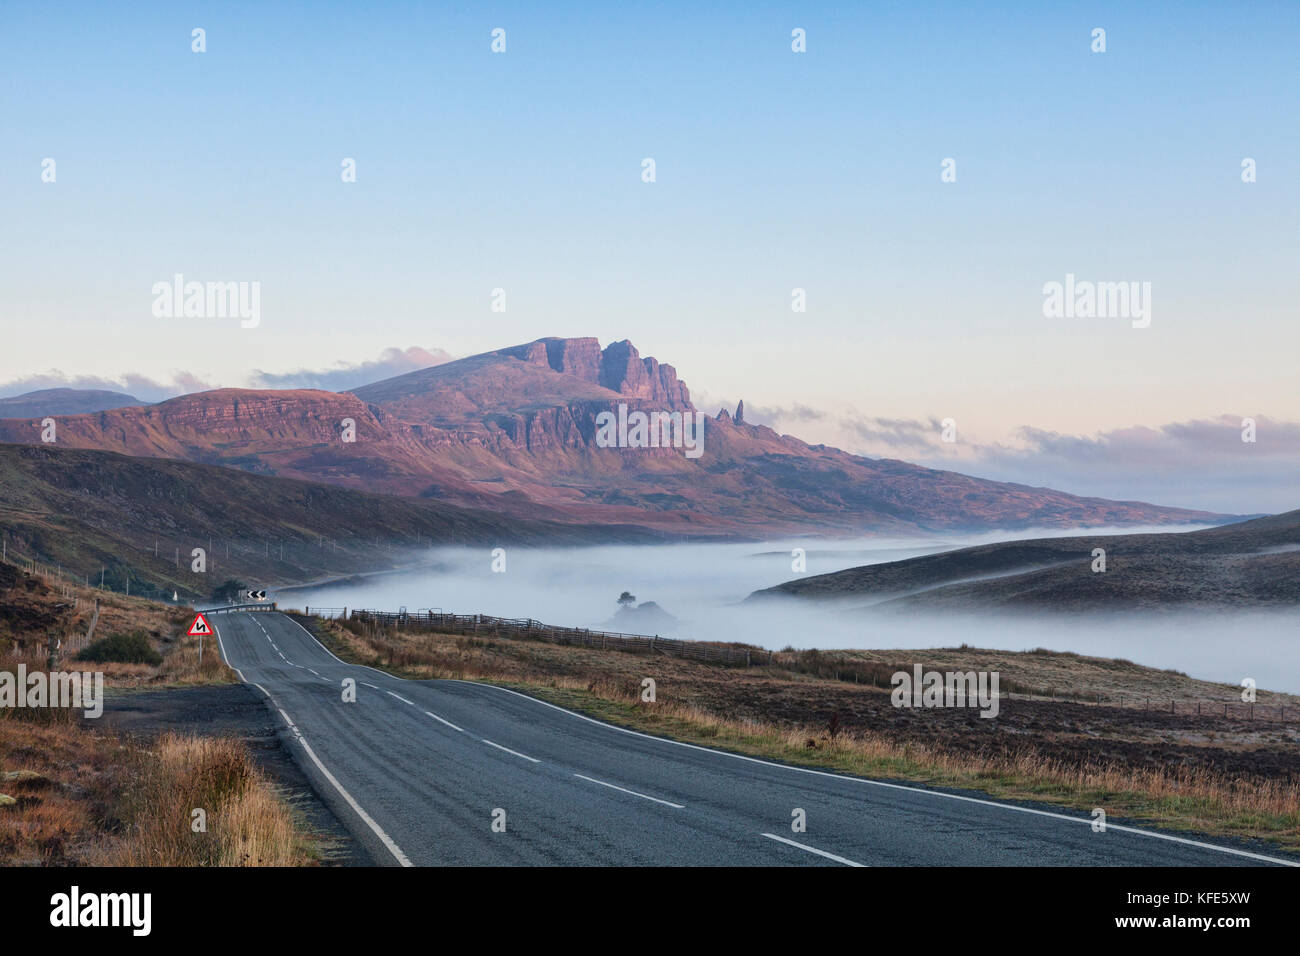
449, 681, 1300, 868
481, 738, 541, 763
574, 773, 684, 808
213, 617, 413, 867
278, 611, 1300, 868
762, 833, 865, 867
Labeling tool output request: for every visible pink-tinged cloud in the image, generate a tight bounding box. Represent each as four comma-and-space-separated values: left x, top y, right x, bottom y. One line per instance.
250, 346, 454, 392
0, 346, 456, 403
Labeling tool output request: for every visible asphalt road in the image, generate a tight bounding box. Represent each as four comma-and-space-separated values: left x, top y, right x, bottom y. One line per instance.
211, 610, 1296, 867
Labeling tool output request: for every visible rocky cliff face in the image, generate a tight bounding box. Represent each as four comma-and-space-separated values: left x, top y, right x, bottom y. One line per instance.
598, 340, 692, 409
494, 337, 692, 410
0, 337, 1227, 535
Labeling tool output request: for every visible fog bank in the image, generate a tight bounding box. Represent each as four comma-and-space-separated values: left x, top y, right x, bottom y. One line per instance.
285, 526, 1299, 693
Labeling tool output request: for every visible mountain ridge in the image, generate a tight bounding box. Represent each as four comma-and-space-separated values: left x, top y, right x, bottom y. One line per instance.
0, 337, 1227, 535
0, 387, 145, 418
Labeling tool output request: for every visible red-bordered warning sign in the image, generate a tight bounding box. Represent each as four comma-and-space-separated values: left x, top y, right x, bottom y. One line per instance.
187, 613, 212, 637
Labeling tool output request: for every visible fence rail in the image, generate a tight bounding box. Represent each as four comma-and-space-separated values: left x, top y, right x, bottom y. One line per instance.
203, 602, 278, 614
304, 606, 348, 619
347, 608, 761, 667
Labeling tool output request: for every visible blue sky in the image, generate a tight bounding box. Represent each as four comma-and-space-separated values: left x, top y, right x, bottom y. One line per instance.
2, 1, 1297, 510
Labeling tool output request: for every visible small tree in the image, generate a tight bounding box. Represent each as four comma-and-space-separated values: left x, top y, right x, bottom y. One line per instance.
209, 579, 249, 603
617, 591, 636, 607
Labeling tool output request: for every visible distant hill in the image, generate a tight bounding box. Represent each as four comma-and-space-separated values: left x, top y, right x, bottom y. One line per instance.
749, 511, 1300, 611
0, 444, 659, 603
0, 338, 1226, 535
0, 387, 144, 418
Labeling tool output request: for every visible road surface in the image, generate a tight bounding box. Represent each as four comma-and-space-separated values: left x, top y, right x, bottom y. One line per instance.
211, 610, 1295, 867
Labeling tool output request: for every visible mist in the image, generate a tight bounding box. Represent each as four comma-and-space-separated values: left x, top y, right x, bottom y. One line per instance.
284, 525, 1300, 694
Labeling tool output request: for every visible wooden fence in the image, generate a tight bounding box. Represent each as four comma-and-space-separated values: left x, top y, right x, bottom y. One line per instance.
1113, 696, 1294, 722
345, 608, 763, 667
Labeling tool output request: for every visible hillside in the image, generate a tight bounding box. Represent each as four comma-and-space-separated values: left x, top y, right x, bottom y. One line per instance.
0, 387, 144, 417
0, 337, 1224, 535
749, 510, 1300, 610
0, 444, 658, 603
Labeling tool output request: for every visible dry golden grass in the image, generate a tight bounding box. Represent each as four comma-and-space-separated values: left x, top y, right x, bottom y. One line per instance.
96, 733, 312, 866
836, 646, 1300, 706
0, 719, 316, 866
1, 558, 236, 687
0, 718, 123, 864
1, 563, 305, 866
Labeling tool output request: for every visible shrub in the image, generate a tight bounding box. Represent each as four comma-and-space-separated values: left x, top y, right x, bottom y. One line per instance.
76, 630, 162, 665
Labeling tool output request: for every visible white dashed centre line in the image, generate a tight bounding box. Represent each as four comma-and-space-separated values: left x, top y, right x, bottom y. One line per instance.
761, 833, 865, 867
573, 773, 684, 808
425, 711, 465, 733
481, 739, 540, 763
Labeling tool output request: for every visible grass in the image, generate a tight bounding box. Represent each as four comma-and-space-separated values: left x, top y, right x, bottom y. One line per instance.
0, 562, 310, 865
98, 733, 316, 866
296, 612, 1300, 854
0, 557, 238, 688
0, 718, 318, 866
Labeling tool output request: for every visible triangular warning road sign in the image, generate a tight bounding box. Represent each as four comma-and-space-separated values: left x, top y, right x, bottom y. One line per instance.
187, 613, 212, 637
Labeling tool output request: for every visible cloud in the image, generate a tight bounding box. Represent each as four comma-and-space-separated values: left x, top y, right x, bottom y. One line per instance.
839, 414, 945, 453
720, 404, 946, 454
994, 416, 1300, 472
922, 416, 1300, 514
716, 400, 829, 427
0, 370, 213, 403
0, 346, 457, 403
745, 404, 1299, 514
249, 346, 453, 392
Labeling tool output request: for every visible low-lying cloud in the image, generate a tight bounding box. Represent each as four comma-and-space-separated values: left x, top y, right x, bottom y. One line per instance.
250, 346, 453, 392
730, 405, 1300, 515
0, 346, 455, 403
0, 370, 212, 404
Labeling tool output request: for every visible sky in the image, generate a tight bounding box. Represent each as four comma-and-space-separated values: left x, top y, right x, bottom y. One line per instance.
2, 1, 1297, 512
